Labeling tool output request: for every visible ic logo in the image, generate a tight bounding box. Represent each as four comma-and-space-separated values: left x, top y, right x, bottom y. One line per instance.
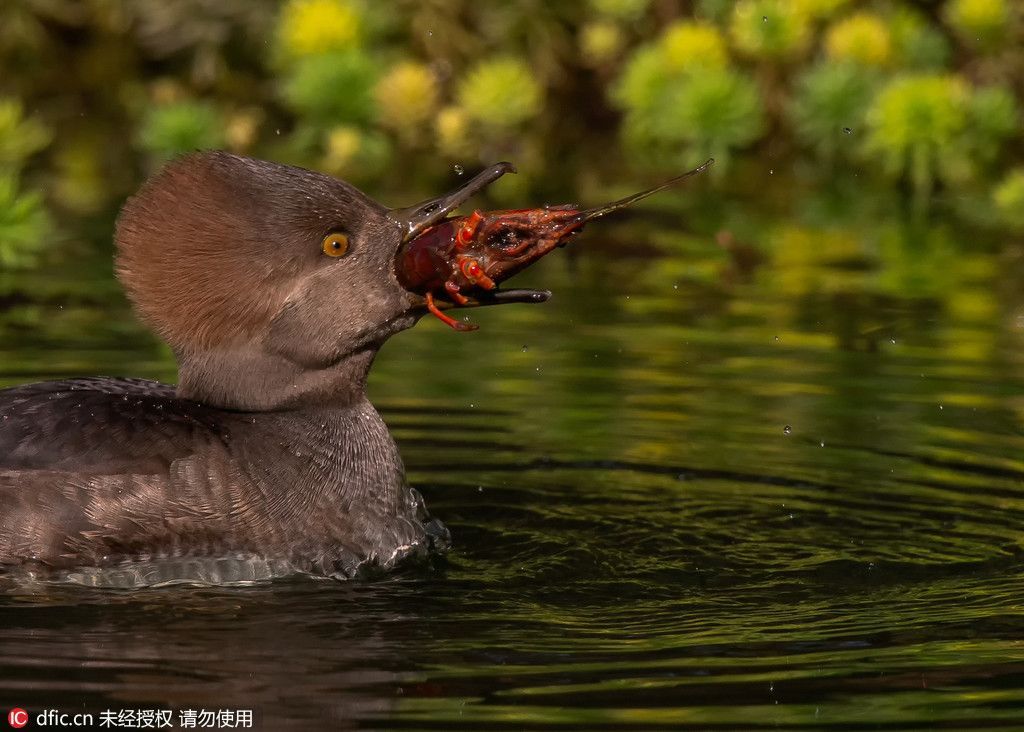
7, 709, 28, 729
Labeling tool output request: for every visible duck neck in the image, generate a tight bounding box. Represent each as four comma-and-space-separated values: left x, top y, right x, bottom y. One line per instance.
175, 345, 378, 411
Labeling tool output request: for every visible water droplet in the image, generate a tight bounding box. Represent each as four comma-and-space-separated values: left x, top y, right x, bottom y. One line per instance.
427, 30, 434, 37
469, 403, 475, 408
769, 168, 774, 175
275, 128, 281, 136
890, 338, 896, 345
783, 425, 792, 435
672, 284, 678, 290
453, 163, 464, 176
773, 335, 780, 342
763, 15, 768, 22
819, 440, 825, 448
521, 345, 529, 352
843, 126, 853, 134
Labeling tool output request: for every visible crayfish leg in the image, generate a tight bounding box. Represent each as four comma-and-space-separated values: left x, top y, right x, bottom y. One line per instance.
444, 279, 470, 305
426, 292, 478, 332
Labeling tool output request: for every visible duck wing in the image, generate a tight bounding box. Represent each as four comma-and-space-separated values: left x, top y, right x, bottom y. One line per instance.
0, 377, 218, 473
0, 378, 225, 567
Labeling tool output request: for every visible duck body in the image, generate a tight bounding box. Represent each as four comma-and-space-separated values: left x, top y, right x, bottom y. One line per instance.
0, 377, 446, 584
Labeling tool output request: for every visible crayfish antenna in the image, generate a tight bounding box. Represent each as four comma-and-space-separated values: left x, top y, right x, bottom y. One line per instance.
576, 158, 714, 222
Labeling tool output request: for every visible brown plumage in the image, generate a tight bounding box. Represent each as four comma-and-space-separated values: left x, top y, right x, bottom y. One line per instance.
0, 152, 456, 585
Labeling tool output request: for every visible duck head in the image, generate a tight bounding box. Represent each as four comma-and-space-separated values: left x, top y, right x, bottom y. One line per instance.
116, 152, 708, 410
116, 152, 533, 410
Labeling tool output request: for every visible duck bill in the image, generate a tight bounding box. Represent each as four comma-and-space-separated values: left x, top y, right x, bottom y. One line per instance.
389, 162, 517, 241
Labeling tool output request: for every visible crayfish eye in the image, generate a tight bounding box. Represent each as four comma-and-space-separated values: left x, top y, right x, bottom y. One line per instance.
488, 227, 525, 251
461, 259, 483, 279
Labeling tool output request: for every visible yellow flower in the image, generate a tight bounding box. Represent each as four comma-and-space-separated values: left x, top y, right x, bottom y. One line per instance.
225, 110, 262, 152
278, 0, 361, 59
825, 12, 893, 68
730, 0, 811, 60
867, 75, 968, 152
435, 106, 472, 157
325, 126, 361, 171
580, 21, 625, 66
994, 168, 1024, 231
457, 58, 542, 130
660, 22, 728, 72
375, 62, 438, 132
944, 0, 1011, 48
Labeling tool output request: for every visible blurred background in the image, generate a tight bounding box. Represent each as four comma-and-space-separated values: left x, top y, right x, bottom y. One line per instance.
1, 0, 1023, 271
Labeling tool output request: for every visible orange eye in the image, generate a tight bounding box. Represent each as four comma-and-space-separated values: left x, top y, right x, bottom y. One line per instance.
461, 259, 483, 279
321, 232, 350, 257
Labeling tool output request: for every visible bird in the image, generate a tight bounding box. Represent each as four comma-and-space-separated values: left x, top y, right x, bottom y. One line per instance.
0, 151, 528, 586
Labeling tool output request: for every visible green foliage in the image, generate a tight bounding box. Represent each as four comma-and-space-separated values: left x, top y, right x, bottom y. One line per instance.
0, 99, 50, 169
664, 69, 763, 167
790, 62, 878, 161
588, 0, 650, 21
457, 58, 542, 131
618, 65, 763, 172
729, 0, 811, 60
323, 125, 392, 181
993, 168, 1024, 231
865, 75, 969, 201
280, 50, 377, 127
1, 0, 1024, 245
862, 77, 1017, 194
792, 0, 850, 21
944, 0, 1012, 51
966, 86, 1019, 166
890, 8, 951, 70
614, 21, 761, 172
138, 100, 226, 161
0, 173, 51, 270
612, 21, 728, 112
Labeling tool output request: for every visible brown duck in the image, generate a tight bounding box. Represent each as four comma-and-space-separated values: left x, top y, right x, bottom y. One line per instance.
0, 151, 708, 586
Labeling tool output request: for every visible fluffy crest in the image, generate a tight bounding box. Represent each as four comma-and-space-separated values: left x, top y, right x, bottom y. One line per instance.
115, 151, 381, 353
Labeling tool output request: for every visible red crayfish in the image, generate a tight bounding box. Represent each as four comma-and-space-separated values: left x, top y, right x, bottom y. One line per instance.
391, 159, 713, 330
